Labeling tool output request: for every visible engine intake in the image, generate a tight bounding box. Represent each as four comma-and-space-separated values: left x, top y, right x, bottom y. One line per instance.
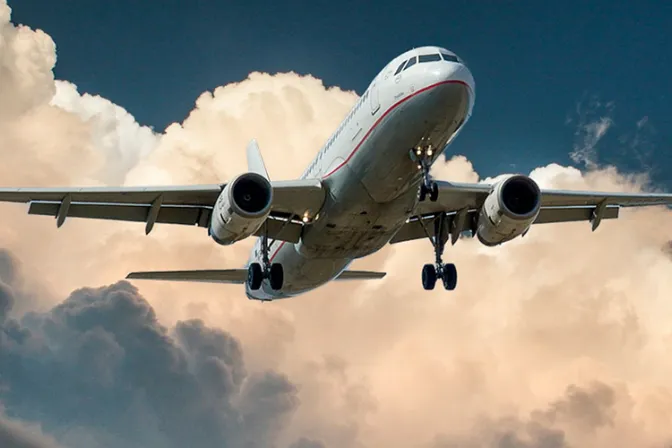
499, 175, 541, 218
209, 173, 273, 245
230, 173, 273, 217
476, 174, 541, 246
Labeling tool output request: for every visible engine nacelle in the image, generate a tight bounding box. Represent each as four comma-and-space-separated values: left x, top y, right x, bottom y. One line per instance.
209, 172, 272, 245
476, 174, 541, 246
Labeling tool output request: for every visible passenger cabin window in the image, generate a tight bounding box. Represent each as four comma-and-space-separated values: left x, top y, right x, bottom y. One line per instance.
403, 56, 417, 71
440, 52, 459, 63
418, 54, 442, 63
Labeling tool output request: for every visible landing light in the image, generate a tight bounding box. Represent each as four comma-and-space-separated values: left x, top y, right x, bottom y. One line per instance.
427, 149, 433, 156
302, 214, 310, 223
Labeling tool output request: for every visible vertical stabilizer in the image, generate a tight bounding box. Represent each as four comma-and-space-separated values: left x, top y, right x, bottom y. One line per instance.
246, 139, 270, 180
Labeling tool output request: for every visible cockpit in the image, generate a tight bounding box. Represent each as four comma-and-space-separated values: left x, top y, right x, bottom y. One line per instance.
393, 50, 462, 76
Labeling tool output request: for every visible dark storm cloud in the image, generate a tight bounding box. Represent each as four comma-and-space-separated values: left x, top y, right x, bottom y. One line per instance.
431, 382, 618, 448
0, 252, 300, 448
288, 438, 327, 448
0, 249, 18, 321
663, 241, 672, 259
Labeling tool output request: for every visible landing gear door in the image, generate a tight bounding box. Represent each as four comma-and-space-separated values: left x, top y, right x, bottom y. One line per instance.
369, 81, 380, 115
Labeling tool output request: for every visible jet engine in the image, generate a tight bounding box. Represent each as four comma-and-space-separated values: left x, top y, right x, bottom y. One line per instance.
476, 174, 541, 246
209, 172, 273, 245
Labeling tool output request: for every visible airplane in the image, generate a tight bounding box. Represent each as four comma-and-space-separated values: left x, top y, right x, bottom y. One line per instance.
1, 45, 672, 301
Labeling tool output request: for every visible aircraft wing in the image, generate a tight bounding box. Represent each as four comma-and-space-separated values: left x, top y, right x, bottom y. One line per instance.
0, 179, 326, 243
391, 180, 672, 244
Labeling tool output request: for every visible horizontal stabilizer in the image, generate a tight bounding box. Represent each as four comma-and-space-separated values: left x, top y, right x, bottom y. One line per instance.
126, 269, 387, 285
335, 270, 386, 280
126, 269, 247, 284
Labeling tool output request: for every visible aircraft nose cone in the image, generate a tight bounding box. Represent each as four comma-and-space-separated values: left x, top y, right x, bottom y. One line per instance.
430, 62, 475, 114
431, 62, 475, 98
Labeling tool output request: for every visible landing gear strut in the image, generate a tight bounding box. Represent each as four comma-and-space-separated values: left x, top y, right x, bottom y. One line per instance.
418, 213, 457, 291
247, 222, 284, 291
410, 145, 439, 202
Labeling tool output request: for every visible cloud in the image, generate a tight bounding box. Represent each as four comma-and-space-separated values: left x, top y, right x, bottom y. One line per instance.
50, 81, 160, 185
567, 95, 615, 168
0, 415, 64, 448
2, 2, 672, 447
430, 381, 672, 448
0, 257, 299, 448
288, 438, 327, 448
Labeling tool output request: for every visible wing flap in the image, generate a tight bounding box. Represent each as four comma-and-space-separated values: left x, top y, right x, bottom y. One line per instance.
534, 205, 619, 224
335, 270, 387, 280
390, 205, 621, 244
28, 201, 211, 227
126, 269, 247, 284
28, 201, 304, 243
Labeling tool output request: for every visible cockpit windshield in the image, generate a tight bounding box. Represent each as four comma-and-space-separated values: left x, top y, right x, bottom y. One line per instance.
418, 54, 442, 63
440, 52, 459, 63
393, 50, 461, 75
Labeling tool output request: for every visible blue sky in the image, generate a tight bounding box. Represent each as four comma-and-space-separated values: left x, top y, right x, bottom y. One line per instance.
12, 0, 672, 185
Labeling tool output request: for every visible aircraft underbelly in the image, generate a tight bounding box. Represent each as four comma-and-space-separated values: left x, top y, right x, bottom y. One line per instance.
297, 164, 415, 259
260, 247, 352, 298
353, 82, 471, 203
254, 81, 471, 300
259, 172, 416, 299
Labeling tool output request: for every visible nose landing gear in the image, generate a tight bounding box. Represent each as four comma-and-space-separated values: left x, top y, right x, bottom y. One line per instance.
410, 145, 439, 202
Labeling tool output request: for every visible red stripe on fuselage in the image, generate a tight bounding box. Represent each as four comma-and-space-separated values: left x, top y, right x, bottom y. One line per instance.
268, 79, 470, 263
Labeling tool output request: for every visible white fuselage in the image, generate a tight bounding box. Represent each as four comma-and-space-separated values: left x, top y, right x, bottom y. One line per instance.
247, 46, 475, 300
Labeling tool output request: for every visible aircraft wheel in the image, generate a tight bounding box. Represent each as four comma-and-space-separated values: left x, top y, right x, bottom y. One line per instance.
430, 182, 439, 202
269, 263, 284, 290
247, 263, 263, 290
441, 263, 457, 291
422, 264, 437, 290
419, 185, 427, 202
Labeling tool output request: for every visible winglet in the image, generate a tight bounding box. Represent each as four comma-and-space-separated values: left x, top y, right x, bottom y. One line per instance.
246, 139, 270, 180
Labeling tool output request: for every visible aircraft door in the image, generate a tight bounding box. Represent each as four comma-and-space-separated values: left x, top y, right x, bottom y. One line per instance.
369, 81, 380, 115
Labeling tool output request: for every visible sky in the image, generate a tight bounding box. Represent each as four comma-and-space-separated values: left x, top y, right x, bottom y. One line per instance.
10, 0, 672, 186
2, 1, 672, 448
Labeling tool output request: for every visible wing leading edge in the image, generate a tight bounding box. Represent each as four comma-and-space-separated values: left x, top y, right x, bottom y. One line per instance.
417, 181, 672, 214
392, 180, 672, 245
0, 179, 326, 244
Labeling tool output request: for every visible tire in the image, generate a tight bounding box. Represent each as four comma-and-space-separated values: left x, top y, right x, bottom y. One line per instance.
430, 182, 439, 202
441, 263, 457, 291
247, 263, 263, 290
269, 263, 284, 290
419, 185, 427, 202
422, 264, 437, 290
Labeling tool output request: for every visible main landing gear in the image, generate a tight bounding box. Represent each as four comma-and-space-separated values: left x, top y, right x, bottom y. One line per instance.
418, 213, 458, 291
247, 224, 284, 291
410, 145, 439, 202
